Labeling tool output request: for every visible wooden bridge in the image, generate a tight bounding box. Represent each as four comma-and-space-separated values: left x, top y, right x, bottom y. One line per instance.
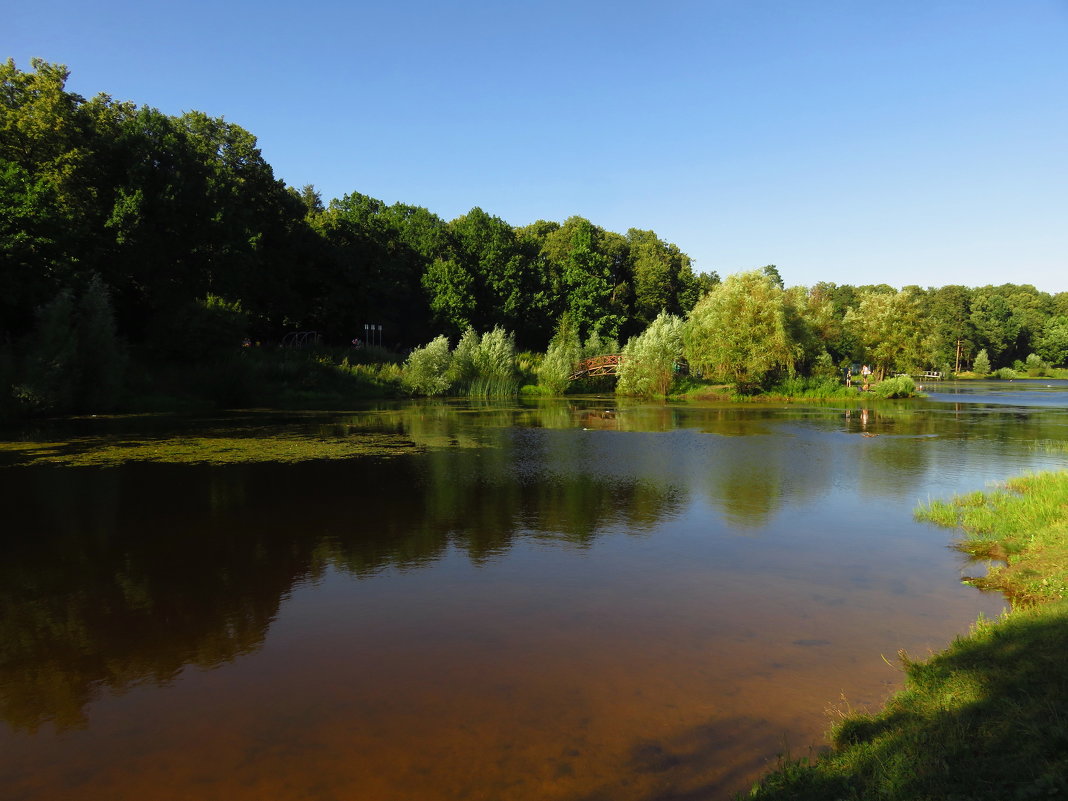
569, 354, 624, 380
568, 354, 689, 381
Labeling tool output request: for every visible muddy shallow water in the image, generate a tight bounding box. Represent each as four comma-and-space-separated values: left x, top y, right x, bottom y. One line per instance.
3, 386, 1067, 800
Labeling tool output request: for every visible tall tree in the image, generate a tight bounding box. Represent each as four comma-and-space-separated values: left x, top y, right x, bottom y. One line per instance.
683, 270, 797, 392
843, 288, 925, 378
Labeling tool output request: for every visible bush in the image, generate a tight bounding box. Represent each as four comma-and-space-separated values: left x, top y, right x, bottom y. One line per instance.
616, 312, 683, 397
1025, 353, 1048, 377
402, 335, 453, 395
474, 325, 516, 383
150, 294, 248, 362
538, 315, 580, 395
448, 328, 481, 389
75, 274, 126, 412
15, 288, 78, 413
871, 375, 918, 398
993, 367, 1018, 380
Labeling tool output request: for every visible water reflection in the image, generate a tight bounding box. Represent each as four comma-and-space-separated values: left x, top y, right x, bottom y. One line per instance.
0, 435, 688, 733
1, 393, 1065, 800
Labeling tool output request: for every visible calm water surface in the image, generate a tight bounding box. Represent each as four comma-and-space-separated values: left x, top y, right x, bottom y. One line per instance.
3, 383, 1068, 800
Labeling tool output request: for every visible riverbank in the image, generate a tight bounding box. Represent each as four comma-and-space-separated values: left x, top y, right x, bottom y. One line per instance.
744, 471, 1068, 800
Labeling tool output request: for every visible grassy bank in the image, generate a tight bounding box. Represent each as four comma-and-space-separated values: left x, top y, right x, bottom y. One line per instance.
670, 375, 921, 402
745, 471, 1068, 801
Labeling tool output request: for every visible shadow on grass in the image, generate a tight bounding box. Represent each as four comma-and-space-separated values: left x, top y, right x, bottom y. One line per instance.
746, 601, 1068, 800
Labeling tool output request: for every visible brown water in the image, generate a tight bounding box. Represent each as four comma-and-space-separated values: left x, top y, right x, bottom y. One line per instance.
3, 387, 1068, 800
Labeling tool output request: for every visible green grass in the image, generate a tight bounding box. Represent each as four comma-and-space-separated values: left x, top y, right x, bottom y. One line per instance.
745, 471, 1068, 800
916, 472, 1068, 605
757, 376, 863, 401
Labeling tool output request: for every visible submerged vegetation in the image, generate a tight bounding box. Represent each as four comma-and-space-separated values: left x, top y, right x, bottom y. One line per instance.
746, 471, 1068, 800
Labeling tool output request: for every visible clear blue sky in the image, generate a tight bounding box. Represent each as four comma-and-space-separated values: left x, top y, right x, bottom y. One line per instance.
9, 0, 1068, 292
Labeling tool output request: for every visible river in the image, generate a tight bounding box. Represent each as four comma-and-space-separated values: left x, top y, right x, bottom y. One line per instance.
2, 382, 1067, 800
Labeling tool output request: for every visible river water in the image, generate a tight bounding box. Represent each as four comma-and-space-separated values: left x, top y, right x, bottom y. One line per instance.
2, 382, 1067, 800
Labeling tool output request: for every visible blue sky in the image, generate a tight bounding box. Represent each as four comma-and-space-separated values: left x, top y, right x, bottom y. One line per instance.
9, 1, 1068, 292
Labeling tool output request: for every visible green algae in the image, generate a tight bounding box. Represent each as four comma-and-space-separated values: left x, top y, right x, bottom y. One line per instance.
0, 431, 424, 467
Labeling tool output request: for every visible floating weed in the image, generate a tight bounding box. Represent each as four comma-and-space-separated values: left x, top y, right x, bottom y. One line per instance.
0, 432, 424, 467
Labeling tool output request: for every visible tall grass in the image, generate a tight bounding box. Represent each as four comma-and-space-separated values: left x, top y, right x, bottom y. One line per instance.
761, 376, 859, 399
402, 326, 519, 398
870, 374, 918, 398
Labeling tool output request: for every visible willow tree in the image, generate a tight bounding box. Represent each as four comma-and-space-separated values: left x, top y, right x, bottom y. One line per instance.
843, 288, 925, 379
616, 312, 684, 397
682, 270, 797, 393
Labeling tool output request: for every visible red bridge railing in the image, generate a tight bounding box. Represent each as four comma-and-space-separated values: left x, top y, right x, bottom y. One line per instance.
569, 354, 623, 380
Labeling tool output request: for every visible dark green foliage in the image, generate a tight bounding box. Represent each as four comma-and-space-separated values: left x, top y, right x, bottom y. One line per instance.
10, 276, 126, 414
6, 58, 1068, 415
74, 273, 125, 411
14, 288, 78, 413
149, 294, 248, 363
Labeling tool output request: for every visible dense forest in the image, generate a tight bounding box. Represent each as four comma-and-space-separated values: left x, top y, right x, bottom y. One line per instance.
3, 58, 1068, 414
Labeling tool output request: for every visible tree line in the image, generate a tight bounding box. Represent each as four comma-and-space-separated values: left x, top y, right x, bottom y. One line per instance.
3, 58, 1068, 411
1, 59, 712, 351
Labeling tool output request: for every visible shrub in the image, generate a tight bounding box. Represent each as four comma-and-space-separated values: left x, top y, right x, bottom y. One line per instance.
150, 294, 248, 362
402, 335, 453, 395
973, 348, 991, 375
811, 350, 838, 380
616, 312, 684, 397
538, 315, 580, 395
15, 288, 78, 413
1025, 353, 1048, 377
474, 325, 516, 382
993, 367, 1018, 380
871, 374, 918, 398
75, 273, 126, 412
448, 328, 480, 389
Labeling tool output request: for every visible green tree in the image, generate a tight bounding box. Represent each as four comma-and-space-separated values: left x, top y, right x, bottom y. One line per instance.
784, 285, 839, 374
761, 264, 784, 289
14, 288, 77, 412
969, 289, 1019, 364
1032, 316, 1068, 366
842, 288, 924, 379
423, 258, 476, 336
74, 273, 125, 411
616, 313, 684, 397
402, 335, 453, 396
626, 229, 697, 327
448, 207, 547, 344
542, 217, 624, 341
973, 348, 991, 375
537, 315, 581, 395
683, 270, 798, 393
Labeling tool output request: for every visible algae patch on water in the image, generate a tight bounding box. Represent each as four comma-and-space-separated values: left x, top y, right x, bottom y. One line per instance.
0, 432, 424, 467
